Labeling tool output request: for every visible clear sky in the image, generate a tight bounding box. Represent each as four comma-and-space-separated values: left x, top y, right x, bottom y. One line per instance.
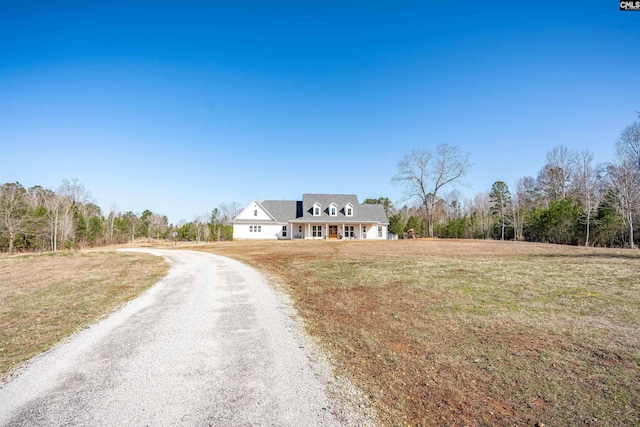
1, 1, 638, 224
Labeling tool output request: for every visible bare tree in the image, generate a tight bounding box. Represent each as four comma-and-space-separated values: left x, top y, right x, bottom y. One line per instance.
608, 120, 640, 249
537, 145, 576, 202
392, 144, 472, 237
470, 192, 492, 239
149, 214, 168, 241
55, 179, 93, 248
512, 177, 537, 241
219, 202, 243, 225
442, 190, 463, 221
210, 208, 221, 242
43, 191, 62, 251
108, 204, 118, 243
510, 200, 524, 242
124, 211, 139, 246
0, 183, 28, 255
616, 121, 640, 172
607, 160, 639, 249
59, 178, 93, 205
82, 202, 102, 244
575, 150, 603, 246
192, 217, 203, 243
58, 200, 75, 247
196, 212, 211, 242
515, 177, 537, 209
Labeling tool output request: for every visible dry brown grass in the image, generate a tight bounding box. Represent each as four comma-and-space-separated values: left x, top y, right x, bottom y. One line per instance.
0, 251, 168, 379
195, 239, 640, 426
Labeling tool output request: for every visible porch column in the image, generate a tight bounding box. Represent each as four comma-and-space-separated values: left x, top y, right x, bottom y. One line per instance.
359, 224, 362, 239
325, 223, 328, 239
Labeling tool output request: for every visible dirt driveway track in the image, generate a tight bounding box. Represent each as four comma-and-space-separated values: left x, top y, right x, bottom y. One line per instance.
0, 249, 372, 426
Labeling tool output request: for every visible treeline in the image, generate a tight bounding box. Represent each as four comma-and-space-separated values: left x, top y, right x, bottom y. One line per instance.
0, 178, 241, 255
387, 118, 640, 248
3, 120, 637, 253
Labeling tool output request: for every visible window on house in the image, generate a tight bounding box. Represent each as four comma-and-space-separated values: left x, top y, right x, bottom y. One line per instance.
250, 226, 253, 232
314, 207, 320, 216
312, 225, 322, 237
254, 209, 257, 216
299, 225, 302, 232
347, 208, 352, 216
378, 226, 383, 238
257, 225, 261, 232
330, 207, 336, 216
282, 225, 287, 237
345, 225, 354, 237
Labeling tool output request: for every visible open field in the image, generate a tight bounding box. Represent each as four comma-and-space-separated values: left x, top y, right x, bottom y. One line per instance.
2, 241, 638, 426
196, 239, 640, 426
0, 251, 168, 379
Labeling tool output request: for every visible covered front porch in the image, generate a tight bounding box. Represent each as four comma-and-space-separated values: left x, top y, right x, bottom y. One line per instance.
290, 222, 379, 240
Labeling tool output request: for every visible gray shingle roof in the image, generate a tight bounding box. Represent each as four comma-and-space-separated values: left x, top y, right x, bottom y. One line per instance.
259, 194, 388, 224
261, 200, 299, 223
351, 203, 389, 223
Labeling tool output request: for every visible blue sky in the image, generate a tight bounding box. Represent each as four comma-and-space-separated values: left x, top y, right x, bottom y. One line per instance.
1, 1, 638, 223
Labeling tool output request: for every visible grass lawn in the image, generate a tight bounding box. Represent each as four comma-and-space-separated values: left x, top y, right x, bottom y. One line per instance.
0, 250, 168, 380
197, 239, 640, 427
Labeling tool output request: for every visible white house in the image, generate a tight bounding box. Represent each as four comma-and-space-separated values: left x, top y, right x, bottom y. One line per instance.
233, 194, 389, 240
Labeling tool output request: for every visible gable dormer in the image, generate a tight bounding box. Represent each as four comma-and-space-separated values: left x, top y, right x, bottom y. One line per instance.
345, 202, 354, 217
329, 202, 338, 217
312, 202, 322, 216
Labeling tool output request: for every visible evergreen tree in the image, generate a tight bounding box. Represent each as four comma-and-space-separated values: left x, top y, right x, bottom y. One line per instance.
489, 181, 511, 240
405, 216, 422, 236
388, 213, 405, 237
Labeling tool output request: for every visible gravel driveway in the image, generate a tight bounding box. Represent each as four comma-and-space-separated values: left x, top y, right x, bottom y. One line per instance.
0, 249, 373, 426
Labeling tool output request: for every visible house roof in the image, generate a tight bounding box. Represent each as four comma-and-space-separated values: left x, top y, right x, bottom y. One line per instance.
255, 194, 388, 224
261, 200, 300, 223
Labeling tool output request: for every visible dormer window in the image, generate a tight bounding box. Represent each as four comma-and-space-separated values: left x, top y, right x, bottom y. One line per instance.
345, 203, 354, 217
312, 202, 321, 216
329, 203, 337, 216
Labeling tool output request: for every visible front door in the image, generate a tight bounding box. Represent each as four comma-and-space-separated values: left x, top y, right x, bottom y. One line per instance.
329, 225, 338, 239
